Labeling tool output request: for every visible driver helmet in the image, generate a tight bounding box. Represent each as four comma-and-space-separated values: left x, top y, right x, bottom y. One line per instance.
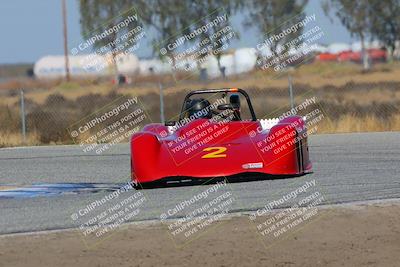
187, 98, 212, 119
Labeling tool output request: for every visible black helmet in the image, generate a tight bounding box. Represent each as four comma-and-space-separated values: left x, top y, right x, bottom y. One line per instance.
187, 98, 212, 119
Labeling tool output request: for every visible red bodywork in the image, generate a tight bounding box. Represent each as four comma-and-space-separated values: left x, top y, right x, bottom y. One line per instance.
130, 89, 312, 187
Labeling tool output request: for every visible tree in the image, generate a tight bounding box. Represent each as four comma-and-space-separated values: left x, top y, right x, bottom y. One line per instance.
244, 0, 308, 58
184, 1, 239, 77
142, 1, 239, 77
322, 0, 374, 70
79, 0, 144, 77
141, 0, 191, 68
369, 0, 400, 61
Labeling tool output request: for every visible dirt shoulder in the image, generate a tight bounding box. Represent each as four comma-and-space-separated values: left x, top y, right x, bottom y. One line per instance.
1, 201, 399, 267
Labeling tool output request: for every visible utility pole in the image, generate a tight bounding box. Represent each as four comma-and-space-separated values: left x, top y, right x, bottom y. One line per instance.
62, 0, 70, 81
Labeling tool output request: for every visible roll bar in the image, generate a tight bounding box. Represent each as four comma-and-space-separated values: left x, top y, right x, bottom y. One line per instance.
178, 88, 257, 121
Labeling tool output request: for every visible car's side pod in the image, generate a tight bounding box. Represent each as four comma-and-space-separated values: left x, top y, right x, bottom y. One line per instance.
266, 116, 311, 174
130, 132, 160, 184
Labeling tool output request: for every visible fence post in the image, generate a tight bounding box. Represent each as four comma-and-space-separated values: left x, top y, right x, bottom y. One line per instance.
159, 82, 165, 124
288, 73, 294, 109
20, 89, 26, 144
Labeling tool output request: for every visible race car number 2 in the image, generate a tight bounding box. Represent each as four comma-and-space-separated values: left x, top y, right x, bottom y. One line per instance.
202, 147, 227, 159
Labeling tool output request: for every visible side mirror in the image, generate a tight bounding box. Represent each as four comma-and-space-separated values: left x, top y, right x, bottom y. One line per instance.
165, 121, 176, 126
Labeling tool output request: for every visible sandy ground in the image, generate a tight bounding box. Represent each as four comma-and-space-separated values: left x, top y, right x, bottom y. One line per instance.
1, 201, 399, 267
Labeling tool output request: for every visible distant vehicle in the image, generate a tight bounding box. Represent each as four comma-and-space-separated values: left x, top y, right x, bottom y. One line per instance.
337, 50, 356, 62
130, 88, 312, 188
316, 53, 338, 61
316, 48, 387, 63
338, 49, 387, 63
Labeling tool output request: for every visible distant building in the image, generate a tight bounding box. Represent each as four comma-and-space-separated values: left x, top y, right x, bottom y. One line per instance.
34, 53, 139, 79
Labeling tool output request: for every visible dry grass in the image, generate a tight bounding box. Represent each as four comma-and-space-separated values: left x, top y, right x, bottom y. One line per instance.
0, 131, 40, 148
318, 114, 400, 133
1, 61, 400, 106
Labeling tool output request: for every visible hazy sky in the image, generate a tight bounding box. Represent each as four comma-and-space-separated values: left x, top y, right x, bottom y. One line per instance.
0, 0, 353, 64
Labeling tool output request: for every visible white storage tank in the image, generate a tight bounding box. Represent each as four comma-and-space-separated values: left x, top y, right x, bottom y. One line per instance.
34, 53, 139, 79
138, 59, 172, 75
327, 43, 351, 53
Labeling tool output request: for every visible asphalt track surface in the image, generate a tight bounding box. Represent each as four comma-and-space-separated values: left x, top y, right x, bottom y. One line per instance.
0, 132, 399, 235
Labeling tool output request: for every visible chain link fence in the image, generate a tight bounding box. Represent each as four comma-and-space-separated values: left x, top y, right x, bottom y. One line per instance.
1, 67, 399, 148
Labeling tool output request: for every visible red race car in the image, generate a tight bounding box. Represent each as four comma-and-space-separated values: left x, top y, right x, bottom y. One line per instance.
130, 88, 312, 188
